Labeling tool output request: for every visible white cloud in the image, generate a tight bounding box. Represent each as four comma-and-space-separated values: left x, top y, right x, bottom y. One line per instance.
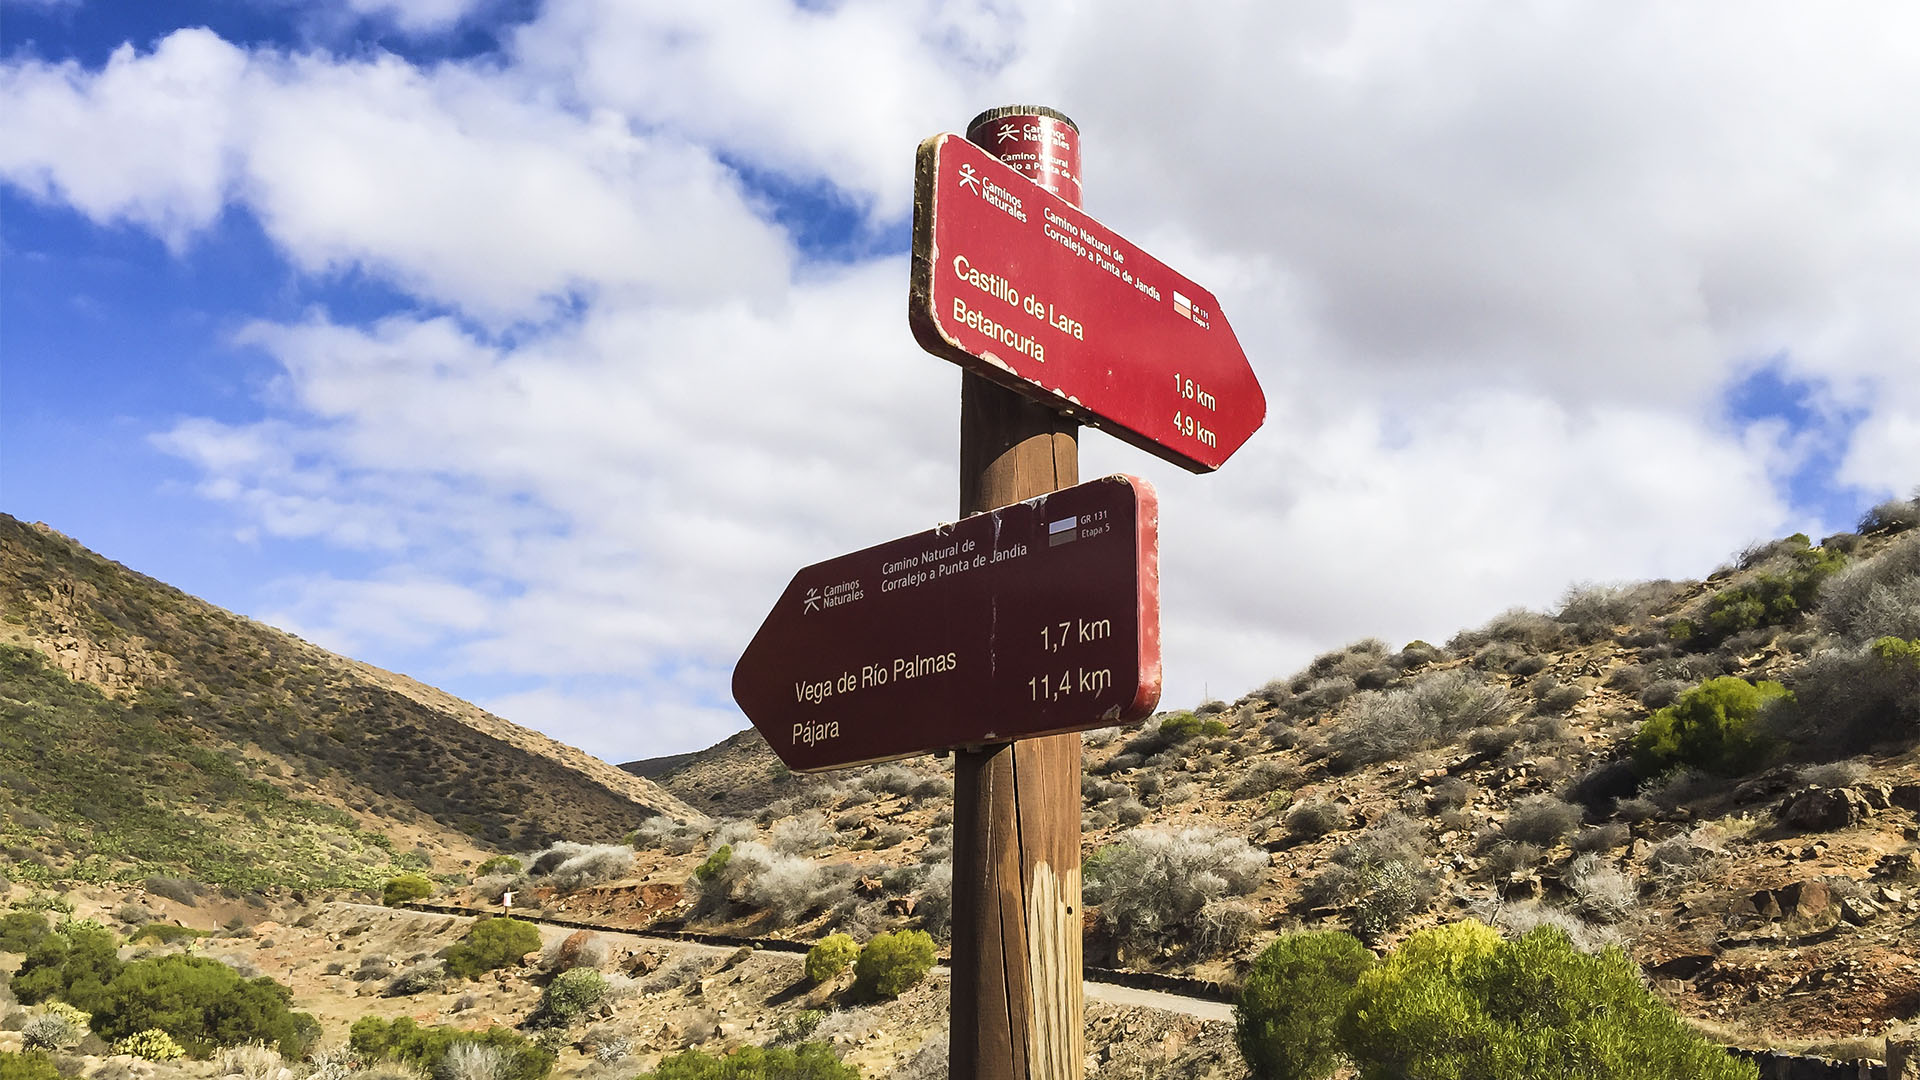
8, 4, 1920, 761
0, 29, 793, 323
338, 0, 486, 35
0, 30, 245, 246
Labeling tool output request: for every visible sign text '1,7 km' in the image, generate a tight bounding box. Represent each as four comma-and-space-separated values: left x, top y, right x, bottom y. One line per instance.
909, 133, 1266, 473
730, 474, 1161, 773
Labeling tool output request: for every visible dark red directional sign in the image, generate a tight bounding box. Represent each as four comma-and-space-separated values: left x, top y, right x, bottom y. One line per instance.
732, 474, 1161, 772
910, 133, 1266, 473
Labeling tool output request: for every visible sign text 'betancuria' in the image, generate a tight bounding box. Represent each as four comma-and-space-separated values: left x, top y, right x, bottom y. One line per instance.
910, 134, 1265, 472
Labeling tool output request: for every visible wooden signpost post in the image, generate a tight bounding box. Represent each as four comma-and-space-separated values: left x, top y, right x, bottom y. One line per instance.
733, 106, 1263, 1080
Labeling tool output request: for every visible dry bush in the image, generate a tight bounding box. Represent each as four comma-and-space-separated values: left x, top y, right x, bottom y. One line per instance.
1605, 665, 1650, 695
641, 955, 711, 993
1796, 761, 1870, 787
1226, 758, 1296, 800
856, 764, 952, 800
1638, 678, 1692, 711
1391, 640, 1445, 670
1646, 824, 1727, 882
1250, 678, 1293, 708
217, 1043, 284, 1080
1566, 853, 1639, 924
1612, 796, 1660, 823
435, 1042, 508, 1080
1484, 901, 1622, 953
770, 811, 835, 854
1569, 823, 1630, 854
1556, 582, 1685, 641
1502, 796, 1584, 846
1484, 842, 1543, 878
1288, 676, 1357, 718
1303, 638, 1391, 682
630, 816, 711, 855
1083, 726, 1122, 747
537, 845, 634, 892
540, 932, 610, 972
1858, 494, 1920, 534
1286, 799, 1351, 839
1194, 899, 1259, 956
1785, 639, 1920, 749
1325, 669, 1515, 770
1304, 816, 1437, 941
1084, 827, 1267, 952
1466, 725, 1524, 758
1531, 677, 1589, 714
691, 840, 853, 926
1426, 777, 1475, 812
917, 860, 954, 940
470, 874, 525, 903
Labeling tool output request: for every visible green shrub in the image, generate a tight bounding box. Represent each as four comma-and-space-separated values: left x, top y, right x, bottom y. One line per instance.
382, 874, 433, 907
1633, 676, 1787, 777
1235, 931, 1375, 1080
1697, 539, 1845, 645
535, 968, 607, 1027
804, 933, 858, 984
638, 1043, 857, 1079
10, 922, 123, 1013
475, 856, 522, 877
90, 954, 315, 1058
1158, 712, 1203, 742
1338, 922, 1756, 1080
111, 1028, 188, 1061
350, 1017, 552, 1080
0, 1051, 63, 1080
694, 845, 733, 883
443, 917, 540, 979
850, 930, 936, 1000
0, 911, 50, 953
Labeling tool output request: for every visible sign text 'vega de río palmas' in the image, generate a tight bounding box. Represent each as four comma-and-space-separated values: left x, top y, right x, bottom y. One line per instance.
730, 474, 1162, 772
909, 133, 1266, 473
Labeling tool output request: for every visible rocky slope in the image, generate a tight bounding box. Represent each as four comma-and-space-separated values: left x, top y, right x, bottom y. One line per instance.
0, 514, 691, 891
528, 498, 1920, 1066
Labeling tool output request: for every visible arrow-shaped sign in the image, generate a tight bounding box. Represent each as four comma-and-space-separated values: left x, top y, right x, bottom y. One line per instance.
910, 133, 1266, 473
732, 475, 1161, 772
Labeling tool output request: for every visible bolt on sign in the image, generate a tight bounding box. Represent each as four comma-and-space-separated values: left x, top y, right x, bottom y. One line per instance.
909, 133, 1267, 473
731, 474, 1161, 773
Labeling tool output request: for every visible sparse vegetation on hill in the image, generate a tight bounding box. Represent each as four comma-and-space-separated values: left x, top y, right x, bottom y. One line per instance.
4, 495, 1918, 1077
0, 513, 688, 889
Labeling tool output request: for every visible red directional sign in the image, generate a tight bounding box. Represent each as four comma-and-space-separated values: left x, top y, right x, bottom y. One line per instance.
731, 475, 1161, 772
910, 133, 1266, 473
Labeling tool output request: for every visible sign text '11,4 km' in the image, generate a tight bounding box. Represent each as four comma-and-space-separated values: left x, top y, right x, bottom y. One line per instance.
909, 133, 1266, 473
730, 474, 1162, 772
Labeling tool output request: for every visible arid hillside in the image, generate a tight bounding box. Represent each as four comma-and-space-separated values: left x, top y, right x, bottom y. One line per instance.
0, 514, 690, 893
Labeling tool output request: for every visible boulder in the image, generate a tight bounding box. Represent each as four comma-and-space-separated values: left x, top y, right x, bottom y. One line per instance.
1778, 786, 1872, 832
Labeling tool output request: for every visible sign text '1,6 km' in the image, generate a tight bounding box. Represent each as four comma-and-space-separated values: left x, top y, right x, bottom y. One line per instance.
730, 474, 1161, 772
910, 133, 1266, 473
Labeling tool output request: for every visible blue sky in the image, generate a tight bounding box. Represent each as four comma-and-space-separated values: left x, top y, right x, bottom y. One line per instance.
4, 1, 1918, 763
